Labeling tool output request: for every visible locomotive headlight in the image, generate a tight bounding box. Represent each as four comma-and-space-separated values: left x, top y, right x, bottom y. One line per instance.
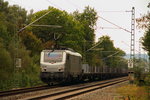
41, 66, 47, 72
58, 66, 64, 72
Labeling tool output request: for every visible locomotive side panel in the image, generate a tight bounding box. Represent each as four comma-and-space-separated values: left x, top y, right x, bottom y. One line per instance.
66, 54, 82, 77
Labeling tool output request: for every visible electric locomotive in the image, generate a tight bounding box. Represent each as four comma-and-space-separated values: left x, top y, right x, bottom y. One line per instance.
40, 49, 82, 85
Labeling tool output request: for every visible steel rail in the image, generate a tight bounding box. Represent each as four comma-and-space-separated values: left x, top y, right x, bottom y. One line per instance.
27, 77, 128, 100
56, 78, 127, 100
0, 85, 50, 97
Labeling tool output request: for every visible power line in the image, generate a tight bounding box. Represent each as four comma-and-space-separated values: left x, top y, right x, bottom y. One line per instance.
66, 0, 82, 10
18, 0, 64, 33
86, 39, 103, 52
98, 16, 131, 33
98, 27, 123, 29
100, 51, 119, 52
18, 10, 52, 33
98, 10, 132, 13
121, 41, 139, 53
102, 51, 120, 60
46, 0, 63, 10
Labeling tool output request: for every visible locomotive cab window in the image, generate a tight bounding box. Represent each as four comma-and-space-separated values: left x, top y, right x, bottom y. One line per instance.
44, 51, 63, 63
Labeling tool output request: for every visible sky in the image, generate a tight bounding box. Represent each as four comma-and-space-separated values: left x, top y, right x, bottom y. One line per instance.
4, 0, 150, 54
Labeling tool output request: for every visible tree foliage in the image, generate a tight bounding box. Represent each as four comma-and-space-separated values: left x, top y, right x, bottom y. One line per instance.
142, 28, 150, 57
0, 39, 13, 80
72, 6, 98, 64
96, 36, 126, 68
136, 3, 150, 58
73, 6, 98, 46
135, 3, 150, 87
0, 0, 42, 91
31, 7, 85, 53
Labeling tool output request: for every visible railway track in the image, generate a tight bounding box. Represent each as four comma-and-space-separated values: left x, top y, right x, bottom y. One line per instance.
0, 85, 52, 97
0, 77, 128, 100
26, 77, 128, 100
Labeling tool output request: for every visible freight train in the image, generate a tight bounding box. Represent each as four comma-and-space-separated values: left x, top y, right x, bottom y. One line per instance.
40, 48, 127, 85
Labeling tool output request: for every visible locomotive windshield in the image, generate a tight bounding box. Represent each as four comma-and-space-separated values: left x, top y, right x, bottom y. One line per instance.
44, 51, 63, 63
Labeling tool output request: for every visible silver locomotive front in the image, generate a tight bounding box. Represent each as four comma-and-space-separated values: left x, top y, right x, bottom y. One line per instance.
40, 50, 66, 83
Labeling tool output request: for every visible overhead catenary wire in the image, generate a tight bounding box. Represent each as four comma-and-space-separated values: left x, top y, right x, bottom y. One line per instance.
46, 0, 63, 10
46, 0, 131, 35
99, 27, 124, 29
102, 51, 120, 60
86, 39, 103, 52
65, 0, 82, 10
121, 41, 139, 53
98, 10, 132, 13
99, 51, 119, 52
98, 16, 131, 33
17, 10, 52, 33
18, 0, 67, 33
121, 41, 149, 66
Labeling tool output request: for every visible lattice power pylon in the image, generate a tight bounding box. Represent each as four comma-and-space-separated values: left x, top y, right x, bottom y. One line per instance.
130, 7, 135, 68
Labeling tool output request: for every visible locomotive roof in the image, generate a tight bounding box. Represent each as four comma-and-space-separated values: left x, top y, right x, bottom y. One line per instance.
42, 50, 82, 57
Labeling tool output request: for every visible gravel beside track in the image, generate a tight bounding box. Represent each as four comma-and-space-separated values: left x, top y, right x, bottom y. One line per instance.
69, 81, 129, 100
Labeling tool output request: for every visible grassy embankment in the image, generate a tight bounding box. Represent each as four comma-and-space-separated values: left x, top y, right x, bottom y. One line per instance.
117, 84, 150, 100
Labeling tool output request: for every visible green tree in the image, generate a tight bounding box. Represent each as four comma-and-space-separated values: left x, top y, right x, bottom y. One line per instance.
73, 6, 98, 64
31, 7, 85, 53
0, 38, 14, 90
96, 35, 126, 68
0, 0, 27, 46
0, 0, 42, 90
142, 29, 150, 57
6, 5, 27, 33
0, 39, 13, 80
135, 3, 150, 89
20, 30, 43, 55
0, 0, 9, 12
136, 3, 150, 58
73, 6, 98, 47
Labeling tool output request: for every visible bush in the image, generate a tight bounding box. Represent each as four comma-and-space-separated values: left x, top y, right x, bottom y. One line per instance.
145, 74, 150, 86
0, 45, 13, 80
